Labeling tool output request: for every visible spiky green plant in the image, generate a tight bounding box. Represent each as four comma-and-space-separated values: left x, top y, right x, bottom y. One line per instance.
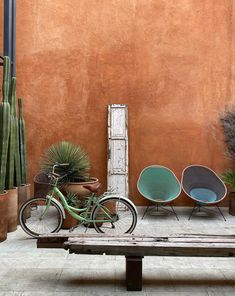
221, 169, 235, 191
5, 77, 16, 189
40, 141, 90, 183
0, 56, 11, 193
65, 191, 81, 207
18, 97, 27, 184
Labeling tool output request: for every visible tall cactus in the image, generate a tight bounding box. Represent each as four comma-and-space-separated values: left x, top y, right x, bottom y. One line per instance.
5, 78, 16, 189
18, 97, 27, 184
12, 81, 21, 187
0, 57, 11, 194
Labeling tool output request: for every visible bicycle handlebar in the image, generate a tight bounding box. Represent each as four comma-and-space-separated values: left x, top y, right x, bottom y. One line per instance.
52, 163, 69, 173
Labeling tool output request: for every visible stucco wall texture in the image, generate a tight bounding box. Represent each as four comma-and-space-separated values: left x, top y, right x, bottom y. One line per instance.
1, 0, 234, 205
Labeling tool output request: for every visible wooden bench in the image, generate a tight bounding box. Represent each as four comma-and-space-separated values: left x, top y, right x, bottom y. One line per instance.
37, 233, 235, 291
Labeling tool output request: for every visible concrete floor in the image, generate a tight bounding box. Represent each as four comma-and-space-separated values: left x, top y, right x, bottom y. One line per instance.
1, 206, 235, 295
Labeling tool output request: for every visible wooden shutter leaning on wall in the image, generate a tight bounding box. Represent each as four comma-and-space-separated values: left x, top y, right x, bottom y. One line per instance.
107, 104, 129, 198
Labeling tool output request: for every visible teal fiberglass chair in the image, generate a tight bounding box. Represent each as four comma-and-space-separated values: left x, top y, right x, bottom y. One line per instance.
181, 165, 227, 221
137, 165, 181, 220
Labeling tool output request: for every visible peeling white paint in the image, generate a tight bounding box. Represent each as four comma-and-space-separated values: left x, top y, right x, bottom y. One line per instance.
107, 104, 129, 198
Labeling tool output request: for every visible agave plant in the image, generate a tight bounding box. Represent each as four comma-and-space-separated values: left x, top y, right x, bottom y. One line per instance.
40, 141, 91, 183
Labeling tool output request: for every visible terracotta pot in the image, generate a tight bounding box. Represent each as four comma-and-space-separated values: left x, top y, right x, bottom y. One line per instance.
0, 191, 8, 242
18, 184, 31, 222
229, 192, 235, 216
63, 177, 99, 197
61, 209, 78, 229
18, 184, 31, 209
7, 187, 18, 232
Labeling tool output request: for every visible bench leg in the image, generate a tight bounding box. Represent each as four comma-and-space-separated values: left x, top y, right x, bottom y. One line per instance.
125, 256, 143, 291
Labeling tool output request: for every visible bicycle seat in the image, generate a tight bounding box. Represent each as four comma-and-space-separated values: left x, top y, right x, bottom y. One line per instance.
83, 182, 101, 193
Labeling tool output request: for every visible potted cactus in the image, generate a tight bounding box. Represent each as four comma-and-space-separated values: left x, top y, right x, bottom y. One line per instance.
0, 56, 29, 237
0, 56, 11, 241
5, 75, 29, 231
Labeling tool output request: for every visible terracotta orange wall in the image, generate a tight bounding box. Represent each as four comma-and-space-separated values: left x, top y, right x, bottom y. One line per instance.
0, 0, 234, 205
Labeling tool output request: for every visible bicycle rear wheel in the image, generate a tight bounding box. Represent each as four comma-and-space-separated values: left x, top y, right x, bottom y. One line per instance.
19, 197, 63, 238
91, 197, 137, 234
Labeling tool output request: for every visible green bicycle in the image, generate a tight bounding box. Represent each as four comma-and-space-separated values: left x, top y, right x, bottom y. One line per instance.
19, 163, 138, 238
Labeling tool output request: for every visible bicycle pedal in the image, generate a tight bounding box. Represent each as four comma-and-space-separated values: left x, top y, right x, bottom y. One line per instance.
69, 225, 79, 233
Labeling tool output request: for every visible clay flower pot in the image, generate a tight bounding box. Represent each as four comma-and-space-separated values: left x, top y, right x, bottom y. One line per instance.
229, 191, 235, 216
0, 191, 8, 242
63, 177, 99, 197
18, 184, 31, 221
7, 187, 18, 232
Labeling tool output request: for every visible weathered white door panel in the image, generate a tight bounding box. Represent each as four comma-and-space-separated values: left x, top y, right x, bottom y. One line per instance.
110, 108, 127, 138
107, 104, 128, 197
110, 140, 126, 173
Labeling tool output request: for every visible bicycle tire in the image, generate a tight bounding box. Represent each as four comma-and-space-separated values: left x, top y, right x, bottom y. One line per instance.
19, 197, 63, 238
91, 196, 137, 234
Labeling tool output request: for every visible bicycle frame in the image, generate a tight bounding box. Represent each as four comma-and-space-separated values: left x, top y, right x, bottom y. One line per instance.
44, 180, 114, 224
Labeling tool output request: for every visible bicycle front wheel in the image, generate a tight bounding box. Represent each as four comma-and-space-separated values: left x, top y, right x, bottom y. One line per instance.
19, 197, 63, 238
91, 197, 137, 234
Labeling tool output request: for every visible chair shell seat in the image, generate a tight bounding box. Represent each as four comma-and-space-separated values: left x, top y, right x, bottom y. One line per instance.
137, 165, 181, 203
181, 165, 227, 205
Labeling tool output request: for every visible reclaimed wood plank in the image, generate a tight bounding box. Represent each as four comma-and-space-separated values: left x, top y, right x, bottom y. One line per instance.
66, 236, 235, 243
38, 233, 235, 242
64, 242, 235, 257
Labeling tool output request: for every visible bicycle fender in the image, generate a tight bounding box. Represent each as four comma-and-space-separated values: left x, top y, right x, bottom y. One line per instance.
46, 196, 66, 219
99, 195, 138, 214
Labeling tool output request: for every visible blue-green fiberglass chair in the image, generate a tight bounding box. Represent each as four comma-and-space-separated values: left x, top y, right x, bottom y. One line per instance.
181, 165, 227, 221
137, 165, 181, 220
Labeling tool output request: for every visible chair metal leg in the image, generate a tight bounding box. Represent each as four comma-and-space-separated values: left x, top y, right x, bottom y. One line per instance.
159, 204, 179, 221
141, 206, 149, 220
188, 204, 198, 220
216, 205, 226, 221
170, 205, 179, 221
142, 204, 178, 220
189, 204, 226, 221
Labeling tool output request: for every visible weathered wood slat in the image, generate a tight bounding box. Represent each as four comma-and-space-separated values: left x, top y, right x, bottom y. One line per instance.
38, 233, 235, 240
67, 237, 235, 243
63, 240, 235, 257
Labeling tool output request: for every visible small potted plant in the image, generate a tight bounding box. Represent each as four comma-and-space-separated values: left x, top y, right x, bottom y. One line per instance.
221, 169, 235, 215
